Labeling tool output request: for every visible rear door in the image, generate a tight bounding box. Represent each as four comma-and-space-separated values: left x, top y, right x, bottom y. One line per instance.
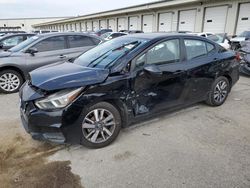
182, 38, 217, 102
25, 35, 68, 72
131, 38, 190, 115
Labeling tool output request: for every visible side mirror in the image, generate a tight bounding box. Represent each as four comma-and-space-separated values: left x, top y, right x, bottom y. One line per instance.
26, 47, 38, 55
144, 65, 162, 76
0, 43, 3, 49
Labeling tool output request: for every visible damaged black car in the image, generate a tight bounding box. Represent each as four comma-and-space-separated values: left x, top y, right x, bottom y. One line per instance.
20, 33, 239, 148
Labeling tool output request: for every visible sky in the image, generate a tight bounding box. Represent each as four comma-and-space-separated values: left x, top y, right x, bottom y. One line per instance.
0, 0, 158, 19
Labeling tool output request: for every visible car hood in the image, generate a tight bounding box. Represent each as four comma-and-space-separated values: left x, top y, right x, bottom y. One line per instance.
30, 62, 110, 91
0, 51, 11, 58
231, 37, 246, 42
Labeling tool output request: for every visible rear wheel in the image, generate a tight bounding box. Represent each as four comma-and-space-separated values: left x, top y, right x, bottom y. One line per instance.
0, 70, 23, 94
80, 102, 121, 148
206, 76, 230, 106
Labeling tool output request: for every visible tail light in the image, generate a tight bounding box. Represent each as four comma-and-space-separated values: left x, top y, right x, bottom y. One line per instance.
235, 52, 241, 62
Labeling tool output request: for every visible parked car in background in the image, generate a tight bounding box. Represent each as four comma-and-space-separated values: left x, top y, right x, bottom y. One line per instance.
0, 32, 102, 93
33, 30, 58, 34
191, 32, 214, 37
94, 29, 112, 36
128, 30, 144, 34
207, 33, 231, 50
20, 33, 239, 148
101, 32, 127, 41
0, 31, 26, 37
231, 31, 250, 50
0, 33, 35, 51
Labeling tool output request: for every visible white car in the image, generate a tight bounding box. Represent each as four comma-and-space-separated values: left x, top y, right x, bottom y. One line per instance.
230, 31, 250, 50
207, 33, 231, 50
190, 32, 214, 38
101, 32, 127, 41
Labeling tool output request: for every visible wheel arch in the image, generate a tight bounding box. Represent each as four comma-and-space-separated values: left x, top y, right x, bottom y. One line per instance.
0, 66, 25, 81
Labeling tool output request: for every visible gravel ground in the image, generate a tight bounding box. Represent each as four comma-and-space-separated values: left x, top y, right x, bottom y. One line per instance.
0, 76, 250, 188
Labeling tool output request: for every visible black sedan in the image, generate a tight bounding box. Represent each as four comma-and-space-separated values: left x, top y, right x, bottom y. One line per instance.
19, 33, 240, 148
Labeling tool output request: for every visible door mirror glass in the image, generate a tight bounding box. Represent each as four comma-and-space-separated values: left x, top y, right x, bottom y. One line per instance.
26, 47, 38, 55
144, 64, 162, 76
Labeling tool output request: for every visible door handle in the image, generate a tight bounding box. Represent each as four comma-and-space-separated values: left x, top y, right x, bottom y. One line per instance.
58, 55, 67, 59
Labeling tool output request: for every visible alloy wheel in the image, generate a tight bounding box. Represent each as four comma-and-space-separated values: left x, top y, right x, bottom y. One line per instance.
0, 73, 20, 92
214, 80, 228, 103
82, 108, 116, 144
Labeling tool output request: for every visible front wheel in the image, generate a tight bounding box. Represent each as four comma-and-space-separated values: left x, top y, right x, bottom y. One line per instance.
0, 70, 24, 94
205, 76, 230, 106
80, 102, 121, 148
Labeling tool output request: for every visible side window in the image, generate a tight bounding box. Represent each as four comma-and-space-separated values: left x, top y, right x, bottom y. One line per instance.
33, 36, 65, 52
184, 39, 207, 60
206, 42, 215, 54
2, 36, 23, 46
147, 39, 180, 65
68, 35, 95, 48
91, 38, 101, 45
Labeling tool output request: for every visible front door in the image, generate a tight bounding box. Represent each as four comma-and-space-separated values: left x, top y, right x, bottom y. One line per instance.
25, 36, 68, 72
131, 38, 190, 115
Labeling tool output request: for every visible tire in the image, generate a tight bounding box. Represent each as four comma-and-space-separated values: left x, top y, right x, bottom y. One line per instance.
205, 76, 230, 106
80, 102, 121, 149
0, 69, 24, 94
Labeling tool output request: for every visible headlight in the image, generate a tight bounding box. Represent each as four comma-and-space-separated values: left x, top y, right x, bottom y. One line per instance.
35, 88, 83, 110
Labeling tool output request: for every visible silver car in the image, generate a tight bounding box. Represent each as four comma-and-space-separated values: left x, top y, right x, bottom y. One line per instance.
0, 32, 102, 94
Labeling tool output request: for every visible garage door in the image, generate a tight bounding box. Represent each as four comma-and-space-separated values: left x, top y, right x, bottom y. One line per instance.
108, 19, 116, 31
236, 3, 250, 35
81, 22, 86, 31
129, 16, 139, 30
203, 6, 228, 33
158, 12, 173, 32
118, 18, 126, 31
178, 9, 196, 32
100, 20, 107, 29
93, 21, 99, 31
86, 21, 92, 31
142, 14, 154, 33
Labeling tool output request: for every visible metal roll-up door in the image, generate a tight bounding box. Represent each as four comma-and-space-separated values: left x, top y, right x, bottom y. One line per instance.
100, 20, 107, 29
203, 6, 228, 33
142, 14, 154, 33
236, 3, 250, 34
108, 19, 116, 31
129, 16, 139, 30
118, 18, 126, 31
158, 12, 173, 32
178, 9, 196, 32
93, 21, 99, 31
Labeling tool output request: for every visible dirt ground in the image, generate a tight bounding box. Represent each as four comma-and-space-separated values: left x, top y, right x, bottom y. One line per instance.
0, 76, 250, 188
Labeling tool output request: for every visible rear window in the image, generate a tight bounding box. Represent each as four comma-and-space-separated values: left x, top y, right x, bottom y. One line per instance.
184, 39, 215, 60
68, 35, 95, 48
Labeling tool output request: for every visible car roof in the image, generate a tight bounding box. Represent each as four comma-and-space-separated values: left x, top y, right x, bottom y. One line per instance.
121, 32, 204, 40
0, 33, 35, 39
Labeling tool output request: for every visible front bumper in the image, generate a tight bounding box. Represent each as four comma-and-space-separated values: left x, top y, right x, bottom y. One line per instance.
19, 82, 82, 144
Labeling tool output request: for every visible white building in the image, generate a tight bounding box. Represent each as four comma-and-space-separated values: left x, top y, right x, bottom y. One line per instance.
33, 0, 250, 35
0, 17, 71, 32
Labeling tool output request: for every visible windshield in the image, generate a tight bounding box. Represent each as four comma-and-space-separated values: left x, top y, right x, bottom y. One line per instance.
239, 31, 250, 38
74, 37, 148, 69
9, 35, 39, 52
207, 34, 225, 43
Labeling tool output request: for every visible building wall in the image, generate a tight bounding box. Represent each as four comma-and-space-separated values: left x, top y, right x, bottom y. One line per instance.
34, 0, 250, 35
0, 17, 69, 32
